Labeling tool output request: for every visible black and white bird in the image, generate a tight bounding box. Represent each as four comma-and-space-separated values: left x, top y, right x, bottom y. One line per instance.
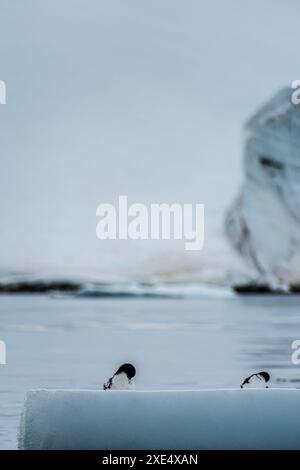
240, 371, 270, 389
103, 363, 136, 390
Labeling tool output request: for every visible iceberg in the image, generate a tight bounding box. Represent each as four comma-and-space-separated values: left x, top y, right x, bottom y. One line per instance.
19, 389, 300, 450
76, 282, 234, 299
0, 276, 234, 298
225, 88, 300, 290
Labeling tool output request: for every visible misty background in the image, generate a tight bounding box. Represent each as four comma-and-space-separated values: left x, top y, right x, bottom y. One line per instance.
0, 0, 299, 282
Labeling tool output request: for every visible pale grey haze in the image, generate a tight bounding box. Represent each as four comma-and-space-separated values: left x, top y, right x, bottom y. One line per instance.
0, 0, 299, 282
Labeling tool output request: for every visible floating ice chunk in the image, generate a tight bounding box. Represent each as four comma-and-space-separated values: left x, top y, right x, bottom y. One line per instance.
76, 282, 234, 299
19, 389, 300, 450
226, 88, 300, 288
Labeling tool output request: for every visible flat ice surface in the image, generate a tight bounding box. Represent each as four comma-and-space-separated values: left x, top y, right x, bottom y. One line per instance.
19, 389, 300, 450
1, 295, 300, 449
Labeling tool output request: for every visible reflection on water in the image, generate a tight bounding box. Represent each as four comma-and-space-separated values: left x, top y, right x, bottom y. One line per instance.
0, 294, 300, 449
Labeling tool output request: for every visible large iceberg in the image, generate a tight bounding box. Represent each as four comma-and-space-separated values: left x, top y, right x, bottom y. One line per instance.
225, 88, 300, 290
19, 389, 300, 450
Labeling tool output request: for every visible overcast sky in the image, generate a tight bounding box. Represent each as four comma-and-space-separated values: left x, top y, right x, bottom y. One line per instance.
0, 0, 299, 280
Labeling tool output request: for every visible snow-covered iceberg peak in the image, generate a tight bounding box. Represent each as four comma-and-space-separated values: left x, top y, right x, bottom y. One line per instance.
225, 88, 300, 289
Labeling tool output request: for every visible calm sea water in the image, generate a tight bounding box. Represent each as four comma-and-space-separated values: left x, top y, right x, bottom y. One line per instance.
1, 294, 300, 449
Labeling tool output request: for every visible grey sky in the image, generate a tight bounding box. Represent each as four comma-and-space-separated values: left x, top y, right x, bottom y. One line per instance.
0, 0, 299, 280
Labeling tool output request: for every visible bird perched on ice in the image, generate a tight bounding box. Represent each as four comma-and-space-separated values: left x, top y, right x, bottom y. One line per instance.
103, 363, 136, 390
240, 371, 270, 389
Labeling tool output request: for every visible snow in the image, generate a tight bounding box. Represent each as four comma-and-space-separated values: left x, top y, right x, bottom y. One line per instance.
19, 389, 300, 450
225, 88, 300, 288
